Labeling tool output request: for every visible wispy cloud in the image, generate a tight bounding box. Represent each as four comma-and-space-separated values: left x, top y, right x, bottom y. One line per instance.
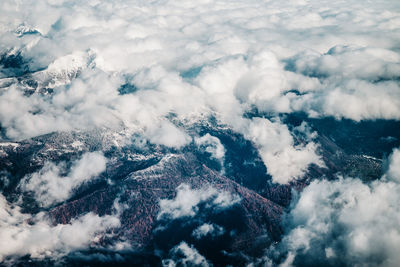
21, 151, 107, 207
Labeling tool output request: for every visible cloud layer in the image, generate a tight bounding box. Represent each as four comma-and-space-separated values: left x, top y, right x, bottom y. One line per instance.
1, 0, 399, 183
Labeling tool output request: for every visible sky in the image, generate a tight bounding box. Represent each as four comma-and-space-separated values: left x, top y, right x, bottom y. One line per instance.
0, 0, 399, 265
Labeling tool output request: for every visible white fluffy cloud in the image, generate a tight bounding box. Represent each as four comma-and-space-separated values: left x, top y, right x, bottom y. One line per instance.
192, 223, 225, 240
21, 151, 107, 207
244, 117, 323, 184
162, 242, 210, 267
262, 148, 400, 266
195, 134, 225, 161
157, 183, 241, 220
0, 193, 120, 262
195, 134, 226, 172
384, 147, 400, 183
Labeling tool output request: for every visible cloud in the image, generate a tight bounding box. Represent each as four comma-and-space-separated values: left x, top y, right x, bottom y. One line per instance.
261, 148, 400, 266
192, 223, 225, 240
147, 120, 192, 148
21, 151, 107, 207
384, 147, 400, 183
0, 193, 120, 263
157, 183, 241, 220
162, 242, 210, 267
290, 76, 400, 121
0, 68, 123, 140
195, 134, 226, 172
244, 117, 323, 184
288, 45, 400, 81
195, 134, 225, 161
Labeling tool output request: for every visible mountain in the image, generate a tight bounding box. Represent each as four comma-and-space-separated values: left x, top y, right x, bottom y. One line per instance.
1, 113, 398, 265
